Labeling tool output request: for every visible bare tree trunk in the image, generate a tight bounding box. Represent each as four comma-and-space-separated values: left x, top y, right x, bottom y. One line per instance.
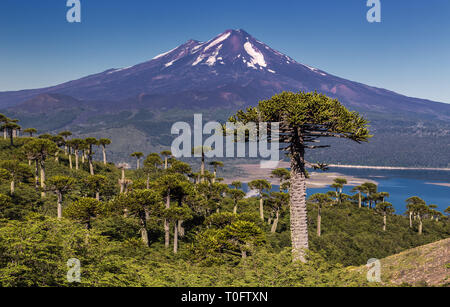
317, 206, 322, 237
200, 152, 205, 183
409, 212, 413, 228
69, 153, 73, 169
75, 150, 79, 170
34, 160, 39, 190
57, 192, 63, 219
10, 180, 15, 194
64, 145, 68, 156
358, 192, 362, 208
233, 203, 238, 214
383, 213, 387, 231
89, 158, 94, 175
178, 220, 185, 237
173, 222, 178, 254
164, 193, 170, 248
95, 191, 100, 201
259, 196, 264, 221
146, 174, 150, 189
140, 212, 149, 247
164, 157, 168, 169
418, 215, 423, 235
102, 145, 107, 165
289, 131, 308, 263
271, 209, 280, 233
40, 160, 46, 198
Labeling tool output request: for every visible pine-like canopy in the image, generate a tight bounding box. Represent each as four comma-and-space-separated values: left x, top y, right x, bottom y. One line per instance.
230, 91, 371, 153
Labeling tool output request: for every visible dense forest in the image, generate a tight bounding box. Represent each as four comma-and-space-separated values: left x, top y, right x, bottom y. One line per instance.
0, 93, 449, 287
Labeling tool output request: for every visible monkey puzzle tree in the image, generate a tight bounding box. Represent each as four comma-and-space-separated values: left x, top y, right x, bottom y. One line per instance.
406, 196, 430, 235
23, 128, 37, 137
1, 119, 21, 146
269, 191, 289, 233
157, 173, 186, 248
160, 150, 172, 169
361, 182, 377, 209
50, 135, 65, 163
308, 193, 333, 237
84, 137, 98, 175
143, 153, 163, 189
271, 168, 290, 192
248, 179, 271, 222
230, 91, 371, 262
406, 196, 425, 230
209, 161, 224, 183
163, 206, 193, 253
98, 138, 111, 165
85, 175, 107, 200
331, 178, 347, 204
65, 197, 101, 229
131, 152, 144, 170
58, 131, 72, 155
221, 220, 265, 259
69, 139, 83, 170
375, 202, 395, 231
0, 160, 32, 195
23, 139, 58, 197
228, 188, 246, 215
192, 146, 212, 183
0, 114, 7, 139
351, 185, 365, 208
46, 176, 76, 219
115, 189, 163, 246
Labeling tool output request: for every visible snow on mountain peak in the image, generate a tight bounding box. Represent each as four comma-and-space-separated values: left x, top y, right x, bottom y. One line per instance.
243, 42, 267, 69
204, 32, 231, 51
148, 29, 328, 77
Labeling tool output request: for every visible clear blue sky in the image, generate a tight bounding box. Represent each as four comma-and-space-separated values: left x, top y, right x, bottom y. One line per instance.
1, 0, 449, 103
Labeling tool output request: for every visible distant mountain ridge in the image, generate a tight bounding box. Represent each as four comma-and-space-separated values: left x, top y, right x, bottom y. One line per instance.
1, 29, 449, 166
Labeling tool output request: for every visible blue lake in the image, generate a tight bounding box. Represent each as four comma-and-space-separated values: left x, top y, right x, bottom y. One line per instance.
241, 167, 450, 214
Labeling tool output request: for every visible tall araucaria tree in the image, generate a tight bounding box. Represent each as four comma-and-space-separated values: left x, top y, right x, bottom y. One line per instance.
84, 137, 98, 175
308, 193, 332, 237
23, 139, 58, 198
230, 91, 371, 262
98, 138, 111, 165
58, 131, 72, 155
46, 176, 76, 218
23, 128, 37, 137
1, 118, 21, 146
248, 179, 272, 222
209, 161, 224, 183
131, 152, 144, 170
0, 160, 32, 195
375, 201, 395, 231
160, 150, 172, 170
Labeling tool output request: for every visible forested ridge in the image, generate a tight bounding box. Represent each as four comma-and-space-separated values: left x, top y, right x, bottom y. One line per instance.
0, 94, 449, 287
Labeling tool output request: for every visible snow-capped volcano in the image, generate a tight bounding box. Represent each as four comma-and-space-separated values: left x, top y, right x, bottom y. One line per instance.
0, 29, 449, 121
150, 29, 303, 74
